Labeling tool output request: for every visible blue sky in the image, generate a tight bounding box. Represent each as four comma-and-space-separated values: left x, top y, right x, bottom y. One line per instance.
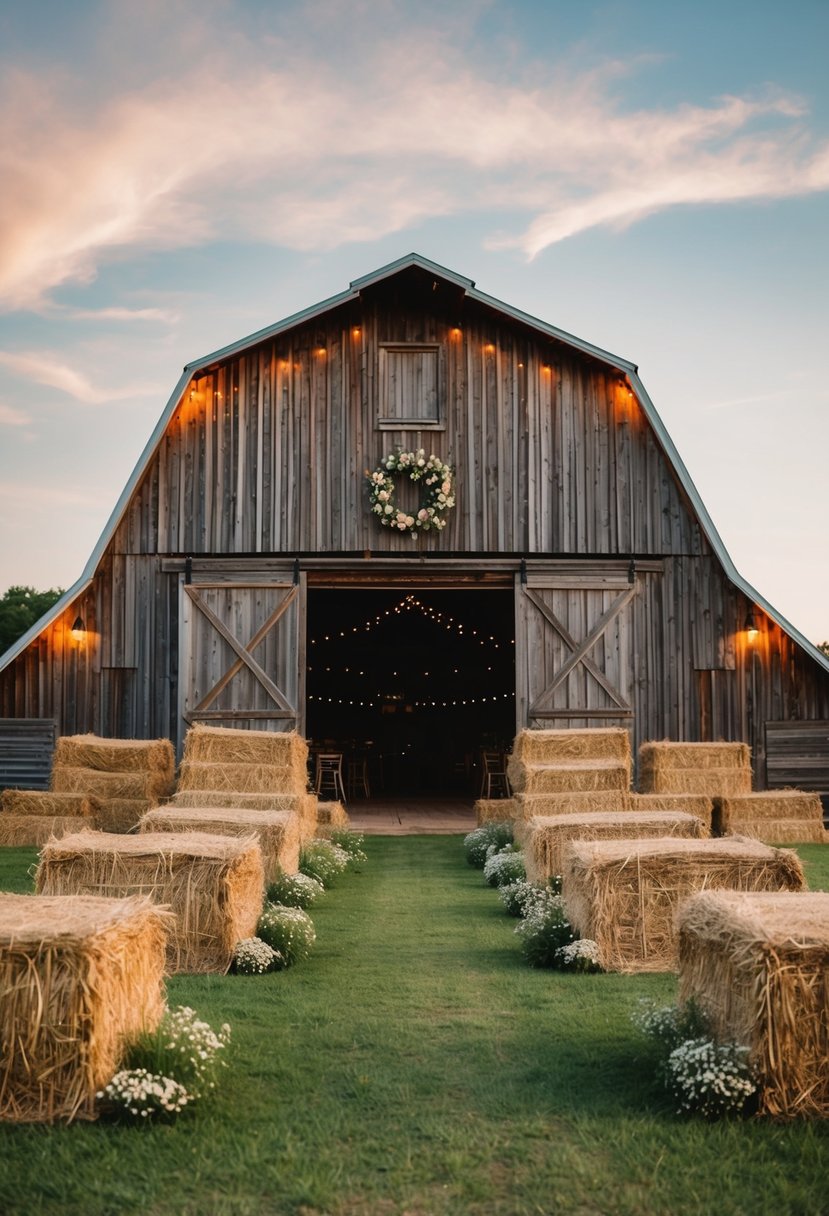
1, 0, 827, 641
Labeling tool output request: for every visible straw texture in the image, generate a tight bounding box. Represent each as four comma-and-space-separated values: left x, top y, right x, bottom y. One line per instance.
512, 791, 633, 820
639, 741, 752, 797
510, 728, 632, 764
678, 890, 829, 1118
0, 790, 90, 818
51, 766, 173, 804
316, 802, 350, 829
36, 830, 264, 974
523, 810, 707, 883
713, 791, 827, 843
0, 892, 169, 1123
475, 798, 516, 826
138, 806, 300, 881
182, 724, 308, 778
628, 792, 714, 832
87, 796, 150, 834
0, 815, 87, 846
53, 735, 174, 776
562, 835, 805, 974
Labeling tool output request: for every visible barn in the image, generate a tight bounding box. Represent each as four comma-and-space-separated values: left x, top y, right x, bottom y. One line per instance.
1, 253, 828, 799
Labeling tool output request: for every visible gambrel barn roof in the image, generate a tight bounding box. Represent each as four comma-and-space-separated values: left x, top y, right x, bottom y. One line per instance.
3, 252, 826, 675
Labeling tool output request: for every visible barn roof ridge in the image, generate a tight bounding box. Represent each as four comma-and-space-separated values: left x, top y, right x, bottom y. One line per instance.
1, 253, 827, 677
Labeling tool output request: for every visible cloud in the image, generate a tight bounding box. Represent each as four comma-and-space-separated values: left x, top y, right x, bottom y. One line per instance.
0, 403, 31, 427
1, 10, 828, 307
0, 351, 165, 404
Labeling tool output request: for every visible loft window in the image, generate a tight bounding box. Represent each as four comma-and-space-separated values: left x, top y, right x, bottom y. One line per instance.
378, 343, 441, 427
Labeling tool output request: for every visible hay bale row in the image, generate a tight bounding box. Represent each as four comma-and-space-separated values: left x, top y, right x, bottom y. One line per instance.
510, 728, 631, 764
0, 892, 169, 1123
638, 741, 751, 797
0, 790, 90, 818
0, 815, 86, 847
562, 835, 804, 974
628, 792, 714, 832
678, 890, 829, 1119
316, 801, 350, 830
512, 791, 633, 820
169, 789, 317, 839
475, 798, 516, 826
522, 810, 707, 884
510, 760, 630, 796
139, 806, 300, 881
51, 766, 174, 804
713, 791, 827, 843
36, 830, 263, 975
87, 796, 151, 834
182, 724, 308, 780
53, 734, 174, 777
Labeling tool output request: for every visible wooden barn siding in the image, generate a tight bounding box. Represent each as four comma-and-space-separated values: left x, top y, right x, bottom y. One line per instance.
2, 285, 828, 757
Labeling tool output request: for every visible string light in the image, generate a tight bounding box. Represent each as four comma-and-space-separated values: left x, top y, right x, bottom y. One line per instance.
309, 594, 514, 651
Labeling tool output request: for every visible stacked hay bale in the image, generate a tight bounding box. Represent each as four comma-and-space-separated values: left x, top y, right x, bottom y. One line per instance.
0, 790, 92, 846
316, 801, 350, 832
562, 835, 804, 973
628, 792, 714, 833
522, 810, 707, 884
36, 830, 263, 974
638, 741, 751, 797
139, 805, 300, 884
475, 798, 516, 826
0, 892, 169, 1122
171, 725, 316, 843
712, 790, 827, 844
678, 890, 829, 1118
52, 735, 176, 833
507, 728, 632, 822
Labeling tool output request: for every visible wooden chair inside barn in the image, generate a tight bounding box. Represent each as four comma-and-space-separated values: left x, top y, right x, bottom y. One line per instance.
346, 755, 371, 800
315, 753, 346, 802
480, 750, 511, 799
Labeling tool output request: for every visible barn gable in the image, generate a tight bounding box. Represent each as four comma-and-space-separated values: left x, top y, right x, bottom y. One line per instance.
1, 254, 827, 795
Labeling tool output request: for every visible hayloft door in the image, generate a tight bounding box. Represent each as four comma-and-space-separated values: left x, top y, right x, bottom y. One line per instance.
179, 567, 306, 744
514, 565, 639, 730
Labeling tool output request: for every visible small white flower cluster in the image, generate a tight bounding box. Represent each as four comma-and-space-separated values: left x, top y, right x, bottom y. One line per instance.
300, 839, 350, 886
162, 1006, 231, 1097
513, 893, 568, 939
556, 938, 602, 972
233, 936, 281, 974
97, 1068, 192, 1118
483, 845, 525, 888
666, 1037, 756, 1117
366, 449, 455, 535
329, 829, 367, 862
257, 902, 317, 965
463, 824, 512, 867
268, 870, 325, 908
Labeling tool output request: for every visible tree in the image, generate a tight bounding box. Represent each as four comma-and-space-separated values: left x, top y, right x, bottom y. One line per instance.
819, 641, 829, 658
0, 586, 64, 654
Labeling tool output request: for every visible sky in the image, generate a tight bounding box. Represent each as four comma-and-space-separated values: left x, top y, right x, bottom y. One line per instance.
0, 0, 827, 643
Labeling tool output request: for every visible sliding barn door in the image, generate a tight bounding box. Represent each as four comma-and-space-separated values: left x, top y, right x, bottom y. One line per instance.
515, 567, 638, 730
179, 571, 306, 743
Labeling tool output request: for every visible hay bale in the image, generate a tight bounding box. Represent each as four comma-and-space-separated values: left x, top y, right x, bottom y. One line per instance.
0, 815, 87, 846
511, 728, 632, 764
629, 792, 714, 832
639, 741, 752, 797
36, 830, 263, 975
87, 796, 150, 834
1, 789, 91, 818
169, 789, 317, 841
475, 798, 516, 825
0, 892, 169, 1122
678, 890, 829, 1118
50, 767, 173, 805
713, 791, 828, 843
316, 801, 350, 829
511, 760, 630, 795
139, 806, 300, 881
562, 835, 805, 974
182, 724, 308, 779
524, 810, 707, 884
53, 734, 174, 777
512, 791, 633, 820
177, 760, 301, 795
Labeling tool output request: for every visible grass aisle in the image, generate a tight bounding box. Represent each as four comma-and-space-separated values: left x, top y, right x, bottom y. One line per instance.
0, 838, 827, 1215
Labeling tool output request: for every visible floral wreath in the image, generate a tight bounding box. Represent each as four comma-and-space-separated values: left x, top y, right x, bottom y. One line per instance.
366, 449, 455, 535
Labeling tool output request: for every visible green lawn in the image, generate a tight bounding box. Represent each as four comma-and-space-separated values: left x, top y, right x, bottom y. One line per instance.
0, 838, 827, 1216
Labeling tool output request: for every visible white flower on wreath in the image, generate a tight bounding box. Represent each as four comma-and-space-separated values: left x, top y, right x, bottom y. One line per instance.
365, 449, 455, 537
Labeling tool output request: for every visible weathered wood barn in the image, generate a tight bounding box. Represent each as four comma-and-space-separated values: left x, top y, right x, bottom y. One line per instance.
1, 254, 828, 796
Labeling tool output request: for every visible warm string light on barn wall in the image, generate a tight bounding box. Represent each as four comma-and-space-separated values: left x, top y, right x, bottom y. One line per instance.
308, 594, 514, 651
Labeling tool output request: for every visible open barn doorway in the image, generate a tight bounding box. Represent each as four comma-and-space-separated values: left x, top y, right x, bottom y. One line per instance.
305, 588, 515, 798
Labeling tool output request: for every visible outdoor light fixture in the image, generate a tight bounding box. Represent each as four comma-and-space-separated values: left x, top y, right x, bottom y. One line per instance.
744, 609, 759, 643
70, 616, 86, 642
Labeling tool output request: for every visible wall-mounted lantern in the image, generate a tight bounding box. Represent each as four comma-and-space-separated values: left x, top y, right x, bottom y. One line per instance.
744, 609, 759, 644
70, 616, 86, 643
